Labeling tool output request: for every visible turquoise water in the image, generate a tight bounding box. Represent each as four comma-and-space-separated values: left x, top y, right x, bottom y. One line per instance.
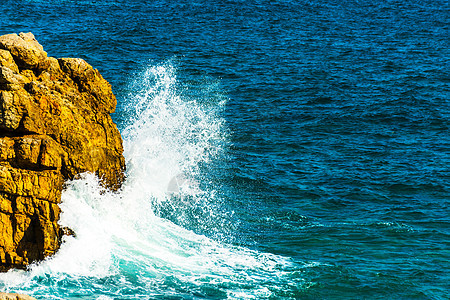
0, 0, 449, 299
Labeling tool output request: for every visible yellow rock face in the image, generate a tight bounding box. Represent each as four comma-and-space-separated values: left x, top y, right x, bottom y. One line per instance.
0, 32, 125, 271
0, 292, 37, 300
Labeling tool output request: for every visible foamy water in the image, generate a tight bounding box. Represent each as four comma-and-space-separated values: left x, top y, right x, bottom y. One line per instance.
0, 62, 309, 299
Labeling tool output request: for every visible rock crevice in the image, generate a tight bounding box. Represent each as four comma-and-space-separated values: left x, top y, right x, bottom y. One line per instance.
0, 32, 125, 271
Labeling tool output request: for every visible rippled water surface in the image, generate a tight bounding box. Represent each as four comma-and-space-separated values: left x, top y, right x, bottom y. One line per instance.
0, 0, 449, 299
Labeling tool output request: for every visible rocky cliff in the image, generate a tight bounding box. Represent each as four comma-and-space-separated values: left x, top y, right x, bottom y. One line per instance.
0, 293, 36, 300
0, 32, 125, 270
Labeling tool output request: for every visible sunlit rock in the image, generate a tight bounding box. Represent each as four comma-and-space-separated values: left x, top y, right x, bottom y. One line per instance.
0, 292, 37, 300
0, 32, 125, 271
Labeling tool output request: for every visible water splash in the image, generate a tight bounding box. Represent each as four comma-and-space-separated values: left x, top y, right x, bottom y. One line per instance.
0, 61, 310, 299
122, 62, 226, 199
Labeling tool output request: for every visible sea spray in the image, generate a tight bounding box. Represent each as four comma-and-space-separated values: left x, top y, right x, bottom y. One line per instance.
121, 61, 234, 239
122, 62, 224, 196
0, 61, 310, 299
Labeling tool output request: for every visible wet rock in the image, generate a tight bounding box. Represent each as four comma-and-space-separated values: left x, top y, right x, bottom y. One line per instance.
0, 32, 125, 271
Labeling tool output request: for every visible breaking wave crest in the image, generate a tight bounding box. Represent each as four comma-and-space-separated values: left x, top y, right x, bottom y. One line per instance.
0, 62, 310, 299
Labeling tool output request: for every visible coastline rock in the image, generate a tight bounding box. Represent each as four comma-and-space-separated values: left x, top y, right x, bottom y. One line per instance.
0, 293, 37, 300
0, 32, 125, 270
0, 33, 47, 70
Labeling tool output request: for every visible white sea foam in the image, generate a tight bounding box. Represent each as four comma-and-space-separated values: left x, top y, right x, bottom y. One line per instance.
0, 62, 306, 299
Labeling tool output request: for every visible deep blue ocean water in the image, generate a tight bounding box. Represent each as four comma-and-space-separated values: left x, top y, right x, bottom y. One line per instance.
0, 0, 449, 299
